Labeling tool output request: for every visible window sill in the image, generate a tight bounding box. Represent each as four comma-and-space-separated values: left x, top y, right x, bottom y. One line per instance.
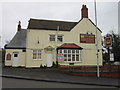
49, 41, 63, 43
33, 59, 42, 61
62, 61, 82, 63
6, 60, 11, 61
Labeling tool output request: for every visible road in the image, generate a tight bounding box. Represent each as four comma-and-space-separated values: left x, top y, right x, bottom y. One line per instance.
2, 77, 118, 88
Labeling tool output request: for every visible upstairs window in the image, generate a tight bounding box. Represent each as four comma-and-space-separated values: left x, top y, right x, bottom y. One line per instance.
49, 34, 63, 42
50, 35, 55, 41
6, 53, 11, 60
57, 35, 63, 42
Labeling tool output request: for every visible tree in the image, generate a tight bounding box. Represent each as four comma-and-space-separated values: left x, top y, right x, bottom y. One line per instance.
111, 32, 120, 62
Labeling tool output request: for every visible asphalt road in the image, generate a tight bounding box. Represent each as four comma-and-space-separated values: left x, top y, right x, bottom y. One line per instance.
2, 77, 118, 88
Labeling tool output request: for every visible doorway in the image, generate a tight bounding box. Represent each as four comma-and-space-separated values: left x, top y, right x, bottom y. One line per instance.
46, 54, 52, 67
12, 53, 19, 67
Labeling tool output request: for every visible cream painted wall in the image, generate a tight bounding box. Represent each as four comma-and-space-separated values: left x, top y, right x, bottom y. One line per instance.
25, 18, 103, 67
5, 49, 26, 66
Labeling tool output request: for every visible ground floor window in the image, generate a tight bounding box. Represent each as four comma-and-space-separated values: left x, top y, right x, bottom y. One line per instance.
58, 49, 81, 62
33, 49, 42, 60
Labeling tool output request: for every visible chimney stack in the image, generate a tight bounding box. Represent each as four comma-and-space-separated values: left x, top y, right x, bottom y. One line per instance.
81, 5, 88, 18
17, 21, 21, 31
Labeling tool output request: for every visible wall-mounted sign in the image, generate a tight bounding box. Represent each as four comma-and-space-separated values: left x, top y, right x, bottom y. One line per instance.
44, 46, 54, 51
110, 53, 114, 61
80, 34, 95, 43
105, 37, 112, 46
57, 54, 64, 62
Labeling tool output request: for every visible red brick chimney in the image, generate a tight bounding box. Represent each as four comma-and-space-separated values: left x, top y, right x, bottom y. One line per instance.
17, 21, 21, 31
81, 5, 88, 18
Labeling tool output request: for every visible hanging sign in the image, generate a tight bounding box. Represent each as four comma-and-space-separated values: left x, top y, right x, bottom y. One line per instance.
57, 54, 64, 62
80, 34, 95, 43
105, 37, 112, 46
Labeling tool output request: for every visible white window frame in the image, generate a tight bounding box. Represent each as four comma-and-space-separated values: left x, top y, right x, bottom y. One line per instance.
58, 49, 82, 62
49, 35, 56, 42
57, 35, 63, 42
33, 49, 42, 60
49, 34, 64, 42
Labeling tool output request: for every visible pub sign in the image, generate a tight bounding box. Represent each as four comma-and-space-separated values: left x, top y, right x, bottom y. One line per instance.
105, 37, 112, 46
80, 34, 95, 43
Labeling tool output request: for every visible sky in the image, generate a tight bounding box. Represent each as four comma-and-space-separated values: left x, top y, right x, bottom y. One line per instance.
0, 0, 119, 48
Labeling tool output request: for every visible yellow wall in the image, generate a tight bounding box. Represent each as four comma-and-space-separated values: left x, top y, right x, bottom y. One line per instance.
5, 49, 26, 67
25, 18, 103, 67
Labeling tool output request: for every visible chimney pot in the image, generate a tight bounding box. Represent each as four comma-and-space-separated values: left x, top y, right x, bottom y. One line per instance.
18, 21, 21, 31
81, 5, 88, 18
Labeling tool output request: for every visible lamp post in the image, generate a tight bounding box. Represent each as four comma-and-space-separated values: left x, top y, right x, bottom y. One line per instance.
94, 0, 100, 77
0, 36, 1, 49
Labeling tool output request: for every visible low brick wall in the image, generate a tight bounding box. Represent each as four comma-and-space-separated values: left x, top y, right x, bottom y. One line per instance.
58, 64, 120, 72
58, 64, 120, 78
71, 72, 120, 78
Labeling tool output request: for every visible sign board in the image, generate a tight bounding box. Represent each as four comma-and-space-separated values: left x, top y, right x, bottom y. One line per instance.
57, 54, 64, 62
110, 53, 114, 61
105, 37, 112, 46
80, 34, 95, 43
44, 46, 54, 52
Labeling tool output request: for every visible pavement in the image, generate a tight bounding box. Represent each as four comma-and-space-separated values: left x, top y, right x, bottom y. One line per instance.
1, 67, 120, 88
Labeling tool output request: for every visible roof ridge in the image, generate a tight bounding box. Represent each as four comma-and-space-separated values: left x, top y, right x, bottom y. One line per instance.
29, 18, 78, 23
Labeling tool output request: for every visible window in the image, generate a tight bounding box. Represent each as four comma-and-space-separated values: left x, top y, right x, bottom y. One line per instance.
58, 49, 81, 62
50, 35, 55, 41
14, 54, 18, 57
49, 34, 63, 42
57, 35, 63, 42
64, 54, 67, 61
33, 49, 42, 60
72, 55, 75, 61
22, 49, 26, 52
68, 54, 71, 61
6, 53, 11, 60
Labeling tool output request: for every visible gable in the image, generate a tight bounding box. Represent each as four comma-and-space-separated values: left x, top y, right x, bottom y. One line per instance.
72, 18, 102, 33
88, 19, 102, 33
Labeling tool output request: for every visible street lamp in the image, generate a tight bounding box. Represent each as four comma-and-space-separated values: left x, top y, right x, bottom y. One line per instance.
94, 0, 100, 78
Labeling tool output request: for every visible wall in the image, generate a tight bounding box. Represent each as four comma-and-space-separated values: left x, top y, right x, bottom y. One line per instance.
5, 49, 26, 66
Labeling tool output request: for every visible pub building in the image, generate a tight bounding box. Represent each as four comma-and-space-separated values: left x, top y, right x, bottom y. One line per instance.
5, 5, 102, 68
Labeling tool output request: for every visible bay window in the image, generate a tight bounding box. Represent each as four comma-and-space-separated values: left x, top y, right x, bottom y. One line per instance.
58, 49, 81, 62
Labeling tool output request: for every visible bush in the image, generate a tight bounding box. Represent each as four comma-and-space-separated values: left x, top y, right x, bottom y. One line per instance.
52, 61, 58, 68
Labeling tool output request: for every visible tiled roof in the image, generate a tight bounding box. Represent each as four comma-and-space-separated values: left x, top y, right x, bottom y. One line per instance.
57, 43, 83, 49
6, 29, 27, 49
27, 18, 78, 31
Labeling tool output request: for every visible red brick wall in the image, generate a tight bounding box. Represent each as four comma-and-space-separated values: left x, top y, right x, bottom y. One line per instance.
58, 64, 120, 72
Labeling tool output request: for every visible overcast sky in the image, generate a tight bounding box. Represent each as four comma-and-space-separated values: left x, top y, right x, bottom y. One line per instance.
0, 0, 119, 48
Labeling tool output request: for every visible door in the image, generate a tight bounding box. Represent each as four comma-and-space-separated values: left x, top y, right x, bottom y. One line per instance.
46, 54, 52, 67
12, 53, 19, 67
